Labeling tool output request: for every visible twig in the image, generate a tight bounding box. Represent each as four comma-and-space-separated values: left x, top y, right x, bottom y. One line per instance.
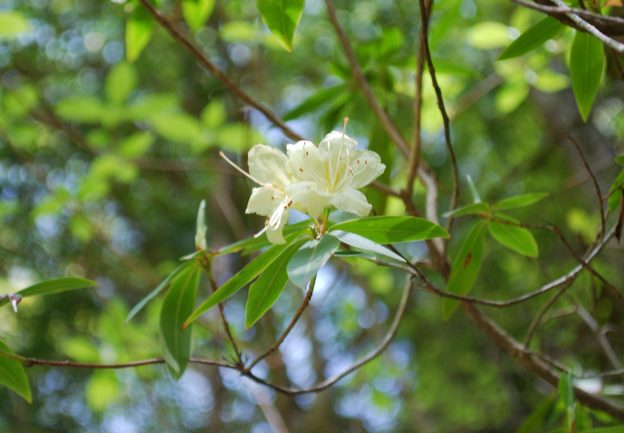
576, 304, 623, 370
512, 0, 624, 28
416, 0, 460, 224
324, 0, 410, 157
524, 282, 572, 347
568, 135, 605, 237
242, 277, 414, 395
246, 277, 317, 371
138, 0, 304, 141
548, 0, 624, 53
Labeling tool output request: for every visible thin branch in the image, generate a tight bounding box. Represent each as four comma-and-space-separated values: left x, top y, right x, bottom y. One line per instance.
416, 0, 460, 223
138, 0, 304, 141
548, 0, 624, 53
243, 277, 414, 395
576, 304, 623, 370
568, 135, 605, 237
324, 0, 410, 157
246, 277, 317, 371
512, 0, 624, 28
524, 282, 572, 347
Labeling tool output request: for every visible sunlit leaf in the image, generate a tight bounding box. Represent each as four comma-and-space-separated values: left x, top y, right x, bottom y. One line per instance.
245, 240, 302, 328
86, 371, 119, 412
117, 131, 154, 158
0, 340, 31, 403
0, 11, 30, 39
287, 235, 340, 289
257, 0, 305, 52
160, 264, 200, 378
283, 84, 346, 120
493, 193, 549, 211
467, 22, 512, 50
443, 202, 490, 218
488, 221, 539, 257
330, 230, 405, 262
443, 222, 486, 319
569, 31, 605, 121
182, 0, 215, 33
498, 17, 563, 60
126, 7, 153, 62
4, 277, 96, 306
56, 96, 106, 123
105, 62, 137, 104
331, 216, 449, 244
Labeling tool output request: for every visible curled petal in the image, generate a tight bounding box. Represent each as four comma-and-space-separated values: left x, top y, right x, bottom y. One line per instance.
248, 144, 290, 188
348, 150, 386, 188
329, 188, 372, 217
246, 186, 286, 217
266, 199, 289, 244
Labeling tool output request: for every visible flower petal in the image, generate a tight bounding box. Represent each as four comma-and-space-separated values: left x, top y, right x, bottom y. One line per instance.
246, 186, 286, 217
248, 144, 290, 188
287, 181, 328, 218
286, 141, 327, 187
318, 131, 358, 154
266, 200, 289, 244
348, 150, 386, 188
329, 187, 372, 217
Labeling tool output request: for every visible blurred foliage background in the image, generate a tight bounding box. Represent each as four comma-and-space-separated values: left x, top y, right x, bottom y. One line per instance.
0, 0, 623, 432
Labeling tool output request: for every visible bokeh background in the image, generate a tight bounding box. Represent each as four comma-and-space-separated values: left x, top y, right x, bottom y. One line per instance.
1, 0, 623, 432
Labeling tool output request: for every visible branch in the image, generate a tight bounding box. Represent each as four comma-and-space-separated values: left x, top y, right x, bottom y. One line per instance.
138, 0, 304, 142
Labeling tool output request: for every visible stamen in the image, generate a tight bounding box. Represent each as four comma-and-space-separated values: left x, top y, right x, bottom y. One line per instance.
219, 151, 265, 186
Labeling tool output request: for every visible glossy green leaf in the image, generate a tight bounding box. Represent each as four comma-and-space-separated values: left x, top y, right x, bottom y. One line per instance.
330, 230, 405, 262
216, 223, 312, 256
493, 192, 549, 211
0, 277, 96, 309
257, 0, 305, 52
160, 264, 200, 378
0, 11, 30, 39
184, 233, 309, 327
182, 0, 215, 33
569, 31, 605, 121
126, 260, 195, 323
443, 222, 486, 319
287, 235, 340, 289
0, 341, 31, 403
245, 240, 302, 328
105, 62, 137, 104
443, 202, 490, 218
330, 216, 449, 244
498, 17, 563, 60
126, 8, 154, 62
488, 221, 538, 257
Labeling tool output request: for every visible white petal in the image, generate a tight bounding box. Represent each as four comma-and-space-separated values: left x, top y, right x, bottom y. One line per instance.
286, 141, 327, 186
287, 181, 328, 218
329, 188, 372, 217
348, 150, 386, 188
266, 200, 289, 244
318, 132, 356, 190
248, 144, 290, 188
246, 186, 286, 216
318, 131, 358, 154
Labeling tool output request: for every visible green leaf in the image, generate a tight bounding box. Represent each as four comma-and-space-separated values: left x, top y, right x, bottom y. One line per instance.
616, 155, 624, 166
443, 222, 486, 319
56, 96, 106, 123
467, 21, 512, 50
184, 233, 310, 327
287, 235, 340, 289
581, 428, 624, 433
493, 192, 549, 211
105, 62, 137, 104
257, 0, 305, 52
443, 202, 490, 218
558, 372, 576, 431
498, 17, 563, 60
330, 216, 449, 244
86, 371, 119, 412
0, 11, 30, 39
330, 230, 405, 262
283, 84, 346, 120
244, 240, 303, 328
182, 0, 215, 33
117, 131, 154, 158
0, 277, 96, 309
126, 7, 154, 62
126, 260, 195, 323
160, 264, 200, 378
569, 31, 605, 121
216, 222, 312, 256
0, 340, 31, 403
488, 221, 539, 257
150, 113, 205, 149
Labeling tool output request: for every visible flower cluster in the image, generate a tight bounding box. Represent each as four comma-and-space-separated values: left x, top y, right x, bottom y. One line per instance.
243, 131, 386, 244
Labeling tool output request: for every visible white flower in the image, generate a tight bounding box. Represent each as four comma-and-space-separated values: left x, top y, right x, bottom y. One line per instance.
244, 144, 293, 244
286, 131, 385, 217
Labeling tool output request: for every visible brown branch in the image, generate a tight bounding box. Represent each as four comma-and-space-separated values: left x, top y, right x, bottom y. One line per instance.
246, 276, 317, 371
568, 135, 606, 237
242, 277, 413, 395
324, 0, 410, 157
138, 0, 304, 142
